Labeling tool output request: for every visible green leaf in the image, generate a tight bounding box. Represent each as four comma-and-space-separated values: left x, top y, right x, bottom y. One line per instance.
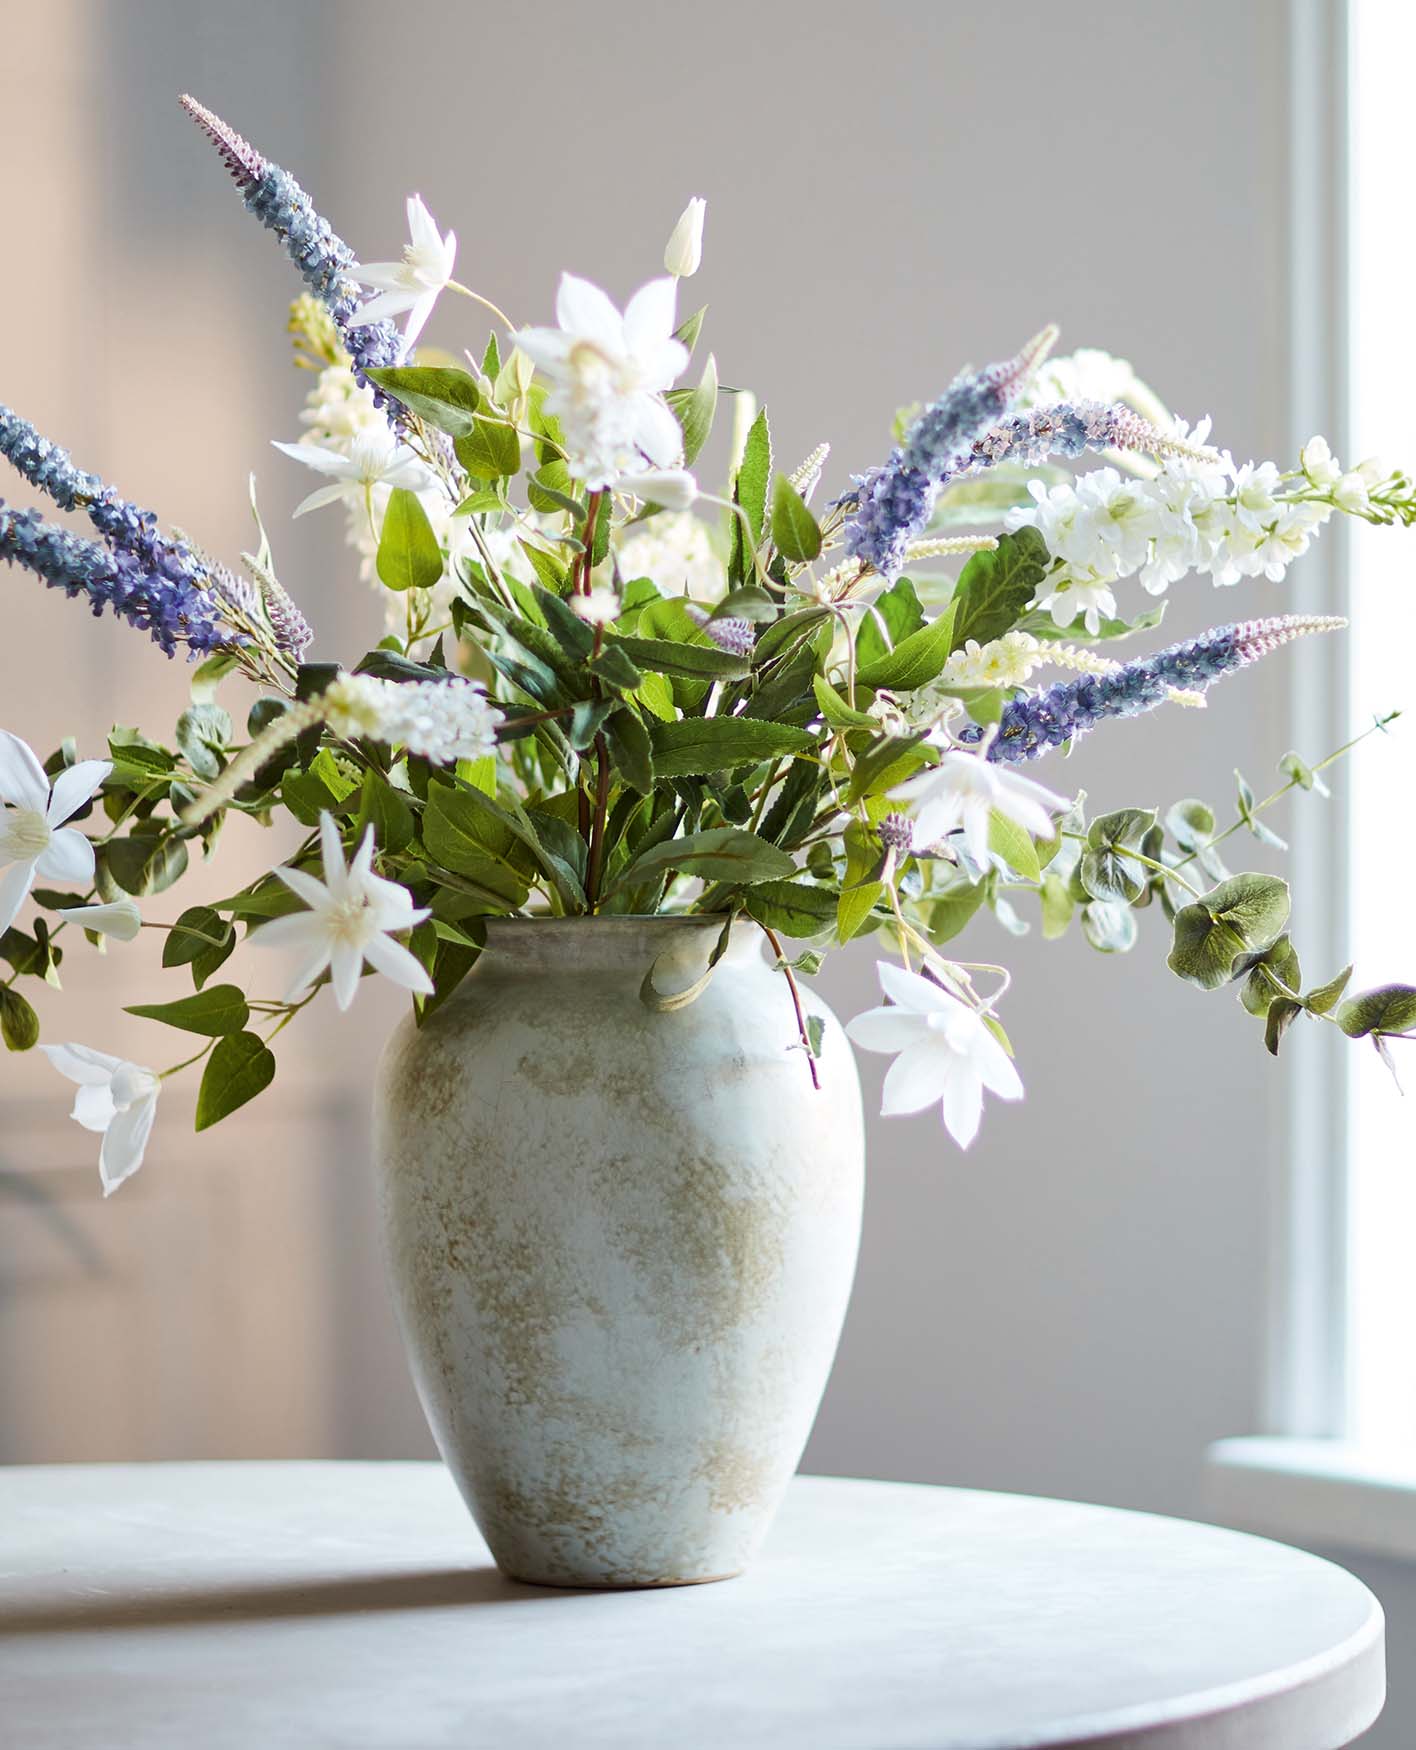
195, 1031, 276, 1131
1039, 872, 1074, 939
987, 810, 1042, 883
949, 527, 1050, 651
1019, 601, 1168, 644
355, 770, 415, 856
1238, 935, 1302, 1017
0, 986, 39, 1051
377, 488, 444, 593
1280, 750, 1331, 796
741, 880, 839, 938
855, 577, 924, 671
421, 785, 532, 905
587, 643, 645, 692
1265, 997, 1304, 1056
189, 651, 239, 705
480, 331, 501, 380
603, 708, 654, 796
648, 717, 817, 778
162, 905, 236, 989
1235, 768, 1288, 850
837, 822, 885, 943
770, 472, 822, 563
812, 674, 878, 730
364, 366, 481, 436
609, 634, 750, 681
1304, 965, 1353, 1016
736, 408, 772, 546
929, 877, 988, 944
666, 352, 718, 468
1167, 873, 1292, 990
533, 586, 596, 660
1165, 797, 1228, 881
845, 733, 931, 805
516, 540, 570, 595
855, 602, 959, 693
127, 983, 249, 1037
614, 826, 794, 893
1335, 984, 1416, 1038
175, 703, 232, 782
454, 415, 522, 480
1082, 899, 1138, 953
102, 833, 189, 898
1078, 807, 1156, 905
674, 305, 707, 353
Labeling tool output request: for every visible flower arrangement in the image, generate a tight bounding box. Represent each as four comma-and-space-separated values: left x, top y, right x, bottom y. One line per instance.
2, 95, 1412, 1193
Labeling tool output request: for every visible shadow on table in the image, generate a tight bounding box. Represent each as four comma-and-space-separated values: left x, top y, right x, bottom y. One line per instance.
0, 1565, 575, 1634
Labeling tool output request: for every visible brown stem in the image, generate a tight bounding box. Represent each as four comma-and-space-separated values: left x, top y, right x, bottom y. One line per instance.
579, 491, 604, 595
586, 734, 612, 912
760, 924, 821, 1091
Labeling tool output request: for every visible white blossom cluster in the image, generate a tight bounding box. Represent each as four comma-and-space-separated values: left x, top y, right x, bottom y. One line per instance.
1002, 432, 1391, 635
324, 673, 503, 764
615, 509, 726, 601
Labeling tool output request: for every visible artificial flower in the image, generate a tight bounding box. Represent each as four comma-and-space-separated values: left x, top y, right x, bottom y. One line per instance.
56, 899, 143, 941
251, 812, 433, 1011
0, 733, 110, 933
351, 194, 457, 353
1300, 435, 1342, 489
572, 587, 621, 625
41, 1043, 161, 1196
615, 510, 725, 602
272, 426, 435, 518
891, 748, 1067, 864
846, 961, 1023, 1147
516, 274, 688, 488
614, 468, 699, 511
663, 197, 706, 278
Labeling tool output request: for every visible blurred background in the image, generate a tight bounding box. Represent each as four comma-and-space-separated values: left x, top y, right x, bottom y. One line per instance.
2, 0, 1413, 1741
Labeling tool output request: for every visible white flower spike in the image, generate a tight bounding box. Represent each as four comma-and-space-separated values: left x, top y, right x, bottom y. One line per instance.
251, 813, 433, 1012
891, 748, 1067, 865
664, 197, 706, 278
0, 733, 111, 935
846, 962, 1023, 1148
516, 274, 689, 489
42, 1044, 162, 1196
272, 426, 434, 518
351, 194, 457, 353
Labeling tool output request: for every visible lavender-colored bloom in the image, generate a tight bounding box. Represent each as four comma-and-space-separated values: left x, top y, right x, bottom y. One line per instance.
878, 811, 914, 854
960, 401, 1215, 477
0, 502, 228, 655
704, 615, 755, 657
260, 573, 315, 658
844, 326, 1057, 577
180, 96, 403, 406
961, 615, 1346, 765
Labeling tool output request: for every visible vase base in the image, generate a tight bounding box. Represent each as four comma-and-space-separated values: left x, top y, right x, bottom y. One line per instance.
500, 1565, 744, 1592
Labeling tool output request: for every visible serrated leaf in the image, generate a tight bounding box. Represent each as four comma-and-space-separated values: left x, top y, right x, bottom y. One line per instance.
195, 1031, 276, 1131
648, 717, 816, 778
609, 635, 749, 680
377, 488, 444, 593
812, 674, 878, 730
365, 366, 481, 436
855, 603, 959, 693
614, 827, 795, 893
604, 708, 654, 796
454, 415, 522, 480
666, 352, 718, 467
742, 880, 838, 938
127, 983, 248, 1037
949, 527, 1049, 650
770, 472, 822, 563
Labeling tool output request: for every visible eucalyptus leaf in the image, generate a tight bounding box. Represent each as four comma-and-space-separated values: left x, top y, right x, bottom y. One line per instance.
1335, 983, 1416, 1038
1167, 873, 1291, 990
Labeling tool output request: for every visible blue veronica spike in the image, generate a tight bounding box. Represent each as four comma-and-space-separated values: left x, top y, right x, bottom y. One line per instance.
960, 615, 1347, 764
180, 96, 403, 407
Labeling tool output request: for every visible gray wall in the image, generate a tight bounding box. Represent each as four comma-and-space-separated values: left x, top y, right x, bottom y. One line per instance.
4, 0, 1411, 1742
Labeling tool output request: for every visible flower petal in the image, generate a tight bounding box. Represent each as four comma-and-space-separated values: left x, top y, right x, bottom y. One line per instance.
972, 1026, 1025, 1102
845, 1004, 927, 1054
880, 1040, 951, 1116
555, 274, 625, 354
623, 277, 679, 354
41, 1041, 124, 1086
352, 287, 419, 327
272, 865, 331, 910
941, 1065, 985, 1148
72, 1081, 118, 1134
100, 1093, 158, 1196
629, 394, 686, 469
0, 859, 35, 934
514, 326, 573, 375
271, 439, 349, 477
248, 912, 329, 952
56, 899, 142, 942
961, 797, 992, 867
318, 812, 346, 891
406, 194, 441, 255
348, 261, 407, 289
35, 826, 95, 885
292, 482, 357, 518
45, 760, 112, 827
876, 959, 953, 1015
400, 290, 440, 354
0, 731, 50, 812
362, 930, 435, 996
328, 942, 364, 1011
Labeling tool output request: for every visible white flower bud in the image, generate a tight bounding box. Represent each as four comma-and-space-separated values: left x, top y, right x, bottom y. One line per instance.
1300, 435, 1341, 487
1334, 471, 1371, 513
615, 468, 699, 512
663, 197, 706, 278
1355, 454, 1389, 486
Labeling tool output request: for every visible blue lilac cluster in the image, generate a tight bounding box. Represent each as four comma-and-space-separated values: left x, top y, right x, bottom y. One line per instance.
0, 407, 232, 655
961, 615, 1343, 765
0, 503, 227, 655
180, 97, 402, 402
843, 328, 1056, 577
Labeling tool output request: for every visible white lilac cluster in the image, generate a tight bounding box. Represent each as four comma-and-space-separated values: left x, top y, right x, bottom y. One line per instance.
1006, 433, 1386, 634
324, 674, 503, 763
615, 510, 726, 601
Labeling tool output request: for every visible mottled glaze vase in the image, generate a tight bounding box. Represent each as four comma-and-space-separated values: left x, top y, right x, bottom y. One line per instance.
373, 916, 864, 1589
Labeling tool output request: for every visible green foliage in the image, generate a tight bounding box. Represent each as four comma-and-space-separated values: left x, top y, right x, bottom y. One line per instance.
948, 528, 1049, 650
1335, 984, 1416, 1038
377, 488, 444, 592
455, 415, 522, 480
163, 906, 236, 990
0, 986, 39, 1051
770, 473, 822, 563
1167, 874, 1291, 990
365, 366, 481, 436
195, 1031, 276, 1131
855, 603, 958, 692
612, 827, 794, 894
855, 578, 923, 670
1080, 808, 1155, 905
126, 984, 250, 1037
666, 352, 718, 466
648, 717, 816, 778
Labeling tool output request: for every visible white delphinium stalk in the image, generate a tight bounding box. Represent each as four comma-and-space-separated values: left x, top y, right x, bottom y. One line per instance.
252, 814, 432, 1012
516, 275, 689, 488
789, 443, 831, 504
846, 961, 1023, 1147
351, 194, 457, 353
42, 1044, 162, 1195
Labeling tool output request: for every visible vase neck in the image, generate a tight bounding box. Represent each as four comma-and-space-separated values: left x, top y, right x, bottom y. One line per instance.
478, 917, 763, 977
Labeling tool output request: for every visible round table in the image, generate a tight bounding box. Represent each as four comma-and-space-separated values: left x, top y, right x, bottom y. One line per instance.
0, 1463, 1383, 1749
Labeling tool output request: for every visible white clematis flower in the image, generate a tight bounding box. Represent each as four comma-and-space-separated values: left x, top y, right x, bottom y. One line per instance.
516, 274, 689, 489
42, 1043, 162, 1196
0, 733, 111, 934
351, 194, 457, 353
272, 426, 435, 518
56, 898, 143, 942
663, 197, 706, 278
613, 468, 699, 511
891, 748, 1067, 866
846, 961, 1023, 1147
252, 813, 433, 1012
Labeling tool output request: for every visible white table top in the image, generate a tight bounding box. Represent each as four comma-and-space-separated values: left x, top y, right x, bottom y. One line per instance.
0, 1463, 1384, 1750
